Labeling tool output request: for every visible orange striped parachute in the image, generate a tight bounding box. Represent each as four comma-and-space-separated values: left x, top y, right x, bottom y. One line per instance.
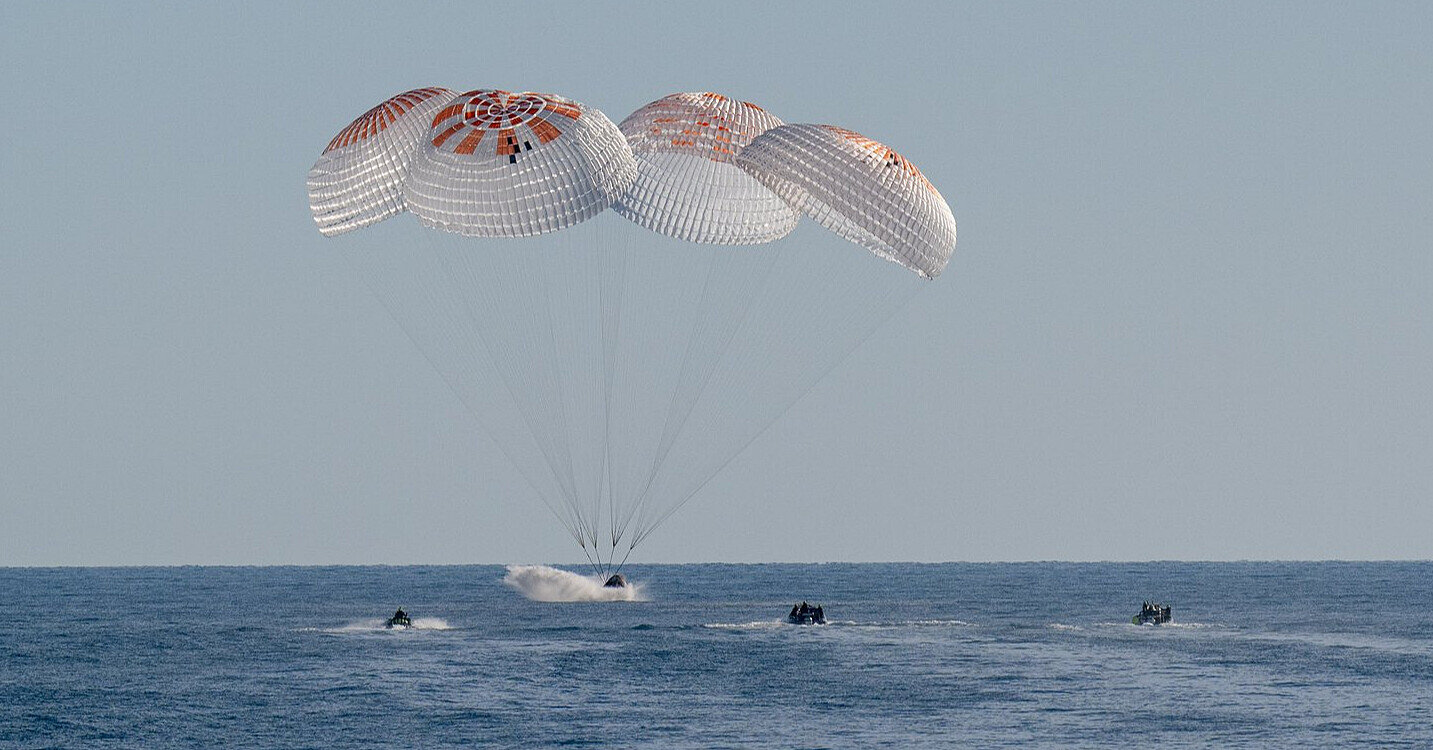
614, 92, 798, 245
736, 124, 957, 278
405, 90, 636, 237
308, 87, 454, 236
307, 88, 957, 574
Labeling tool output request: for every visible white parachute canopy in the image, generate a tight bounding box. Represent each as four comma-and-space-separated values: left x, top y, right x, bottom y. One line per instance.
309, 89, 954, 574
615, 92, 798, 245
403, 89, 636, 237
307, 87, 455, 236
736, 124, 957, 278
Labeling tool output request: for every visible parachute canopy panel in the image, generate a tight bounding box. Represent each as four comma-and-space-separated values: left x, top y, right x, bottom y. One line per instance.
403, 90, 637, 238
615, 92, 799, 245
307, 87, 455, 237
736, 124, 956, 278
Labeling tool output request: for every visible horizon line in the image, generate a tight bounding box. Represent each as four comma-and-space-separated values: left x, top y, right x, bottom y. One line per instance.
4, 558, 1431, 570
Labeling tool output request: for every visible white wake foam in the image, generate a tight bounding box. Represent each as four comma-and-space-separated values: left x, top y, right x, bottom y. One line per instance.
703, 620, 789, 630
704, 618, 973, 630
503, 564, 644, 602
323, 617, 453, 632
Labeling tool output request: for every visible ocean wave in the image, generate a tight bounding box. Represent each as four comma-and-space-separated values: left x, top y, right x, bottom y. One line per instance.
1244, 630, 1433, 655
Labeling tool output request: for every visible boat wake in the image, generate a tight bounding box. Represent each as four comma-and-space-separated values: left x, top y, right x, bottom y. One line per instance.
1052, 621, 1217, 632
503, 564, 644, 602
1117, 621, 1220, 630
852, 619, 975, 628
703, 620, 789, 630
319, 617, 453, 633
703, 618, 973, 630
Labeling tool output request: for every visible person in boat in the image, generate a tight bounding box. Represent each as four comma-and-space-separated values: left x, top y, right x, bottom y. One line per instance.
790, 603, 801, 619
814, 605, 824, 622
393, 608, 407, 621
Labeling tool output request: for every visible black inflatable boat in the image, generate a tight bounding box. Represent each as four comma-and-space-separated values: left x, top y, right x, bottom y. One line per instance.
787, 602, 826, 625
1132, 602, 1172, 625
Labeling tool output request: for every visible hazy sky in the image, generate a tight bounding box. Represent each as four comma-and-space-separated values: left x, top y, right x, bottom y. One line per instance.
3, 2, 1430, 565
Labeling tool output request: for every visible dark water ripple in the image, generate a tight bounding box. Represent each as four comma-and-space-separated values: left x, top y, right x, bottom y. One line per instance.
2, 562, 1431, 748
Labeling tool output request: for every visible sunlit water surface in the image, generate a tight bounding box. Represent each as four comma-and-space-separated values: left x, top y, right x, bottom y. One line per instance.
3, 562, 1430, 748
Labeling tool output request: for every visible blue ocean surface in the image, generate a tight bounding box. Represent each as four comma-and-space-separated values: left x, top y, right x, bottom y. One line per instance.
2, 562, 1431, 748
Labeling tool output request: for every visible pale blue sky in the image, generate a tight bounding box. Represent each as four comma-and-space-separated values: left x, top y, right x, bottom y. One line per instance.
2, 2, 1430, 565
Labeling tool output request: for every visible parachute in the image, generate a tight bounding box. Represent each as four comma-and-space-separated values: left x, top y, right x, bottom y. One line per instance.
404, 90, 636, 237
308, 87, 455, 236
736, 124, 957, 279
615, 92, 798, 245
308, 89, 956, 574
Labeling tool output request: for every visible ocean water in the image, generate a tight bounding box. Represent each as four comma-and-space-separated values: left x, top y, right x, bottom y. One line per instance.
2, 562, 1430, 748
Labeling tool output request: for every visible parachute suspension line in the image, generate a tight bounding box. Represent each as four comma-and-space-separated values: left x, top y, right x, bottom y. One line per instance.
632, 264, 928, 548
586, 228, 611, 570
420, 233, 588, 540
610, 538, 637, 577
619, 241, 787, 542
526, 240, 586, 557
603, 227, 689, 563
626, 239, 815, 543
532, 245, 587, 550
577, 535, 605, 578
607, 242, 721, 548
447, 242, 581, 539
338, 242, 583, 547
598, 226, 629, 561
568, 229, 608, 571
595, 457, 614, 574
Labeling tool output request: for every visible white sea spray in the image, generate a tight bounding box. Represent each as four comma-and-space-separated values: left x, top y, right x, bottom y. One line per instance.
503, 564, 644, 602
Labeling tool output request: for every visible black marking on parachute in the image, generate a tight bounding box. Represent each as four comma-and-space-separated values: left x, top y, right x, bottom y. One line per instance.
524, 140, 532, 151
509, 154, 517, 164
